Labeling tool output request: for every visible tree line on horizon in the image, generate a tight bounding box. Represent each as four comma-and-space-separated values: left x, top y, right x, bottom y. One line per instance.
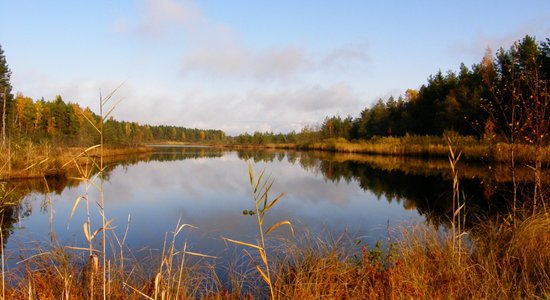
234, 35, 549, 146
0, 45, 226, 147
1, 35, 549, 148
1, 92, 226, 146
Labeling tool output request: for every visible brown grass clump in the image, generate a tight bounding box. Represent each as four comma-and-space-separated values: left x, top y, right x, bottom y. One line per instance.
268, 213, 549, 299
3, 240, 224, 299
272, 233, 405, 299
386, 214, 549, 299
468, 213, 550, 298
396, 224, 479, 299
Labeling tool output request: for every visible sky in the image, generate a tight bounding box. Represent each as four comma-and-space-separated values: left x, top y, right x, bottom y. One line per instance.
1, 1, 549, 135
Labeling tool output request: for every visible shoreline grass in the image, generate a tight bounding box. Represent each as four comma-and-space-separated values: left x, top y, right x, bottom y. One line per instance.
1, 213, 547, 299
224, 136, 550, 165
0, 144, 155, 181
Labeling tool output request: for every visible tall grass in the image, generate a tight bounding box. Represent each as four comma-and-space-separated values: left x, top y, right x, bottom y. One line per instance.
447, 137, 466, 262
223, 162, 293, 299
265, 213, 549, 299
254, 135, 550, 164
0, 141, 153, 181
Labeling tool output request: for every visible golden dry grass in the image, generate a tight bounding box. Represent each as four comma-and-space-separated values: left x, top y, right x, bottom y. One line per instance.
238, 136, 550, 165
0, 142, 154, 181
271, 213, 550, 299
299, 137, 550, 163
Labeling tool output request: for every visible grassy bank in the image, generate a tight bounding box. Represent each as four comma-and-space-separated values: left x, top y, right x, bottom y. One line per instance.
303, 137, 550, 163
272, 213, 550, 299
0, 143, 154, 181
227, 136, 550, 164
1, 213, 548, 299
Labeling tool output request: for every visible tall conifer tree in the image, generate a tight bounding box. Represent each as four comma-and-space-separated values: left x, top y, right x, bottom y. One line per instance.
0, 44, 14, 147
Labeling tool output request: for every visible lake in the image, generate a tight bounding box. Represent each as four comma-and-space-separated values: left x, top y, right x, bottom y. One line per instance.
1, 146, 515, 269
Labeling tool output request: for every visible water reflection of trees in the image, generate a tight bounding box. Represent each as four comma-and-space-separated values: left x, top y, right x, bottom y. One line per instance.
150, 147, 224, 162
314, 153, 544, 229
237, 150, 279, 163
233, 150, 542, 229
0, 177, 68, 248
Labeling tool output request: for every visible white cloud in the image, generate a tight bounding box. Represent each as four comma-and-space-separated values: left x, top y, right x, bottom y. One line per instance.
106, 0, 372, 134
123, 0, 369, 81
321, 43, 371, 69
136, 0, 202, 38
254, 47, 311, 79
11, 70, 129, 112
449, 17, 550, 59
182, 45, 312, 80
115, 82, 361, 135
182, 43, 370, 81
245, 83, 359, 112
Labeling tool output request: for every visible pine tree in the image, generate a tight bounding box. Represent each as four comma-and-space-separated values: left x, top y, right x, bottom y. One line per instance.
0, 44, 14, 147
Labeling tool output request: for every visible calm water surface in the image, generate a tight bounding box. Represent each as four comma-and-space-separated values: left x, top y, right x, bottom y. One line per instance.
4, 147, 503, 267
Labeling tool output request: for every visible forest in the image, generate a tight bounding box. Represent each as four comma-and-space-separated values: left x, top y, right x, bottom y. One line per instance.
2, 93, 227, 146
0, 48, 226, 147
233, 35, 549, 147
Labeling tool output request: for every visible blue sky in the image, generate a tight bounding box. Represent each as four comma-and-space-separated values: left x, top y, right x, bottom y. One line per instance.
1, 0, 549, 135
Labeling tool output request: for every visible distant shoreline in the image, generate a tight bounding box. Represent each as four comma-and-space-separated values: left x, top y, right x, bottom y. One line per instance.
0, 146, 155, 181
146, 144, 213, 148
2, 137, 548, 181
221, 137, 550, 165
